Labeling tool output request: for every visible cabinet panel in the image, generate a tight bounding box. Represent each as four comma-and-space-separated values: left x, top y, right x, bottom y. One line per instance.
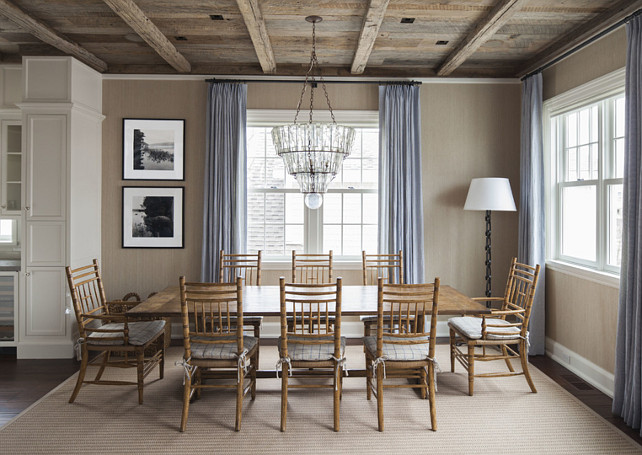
27, 222, 65, 266
25, 267, 65, 336
25, 115, 66, 220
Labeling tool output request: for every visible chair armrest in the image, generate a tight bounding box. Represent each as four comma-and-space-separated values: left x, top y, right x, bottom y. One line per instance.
81, 313, 127, 323
488, 308, 525, 317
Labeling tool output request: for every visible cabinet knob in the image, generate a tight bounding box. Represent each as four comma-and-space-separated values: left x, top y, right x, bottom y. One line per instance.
25, 206, 30, 211
0, 205, 5, 209
25, 272, 30, 277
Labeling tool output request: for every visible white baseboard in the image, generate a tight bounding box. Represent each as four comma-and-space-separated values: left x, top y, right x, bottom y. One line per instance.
171, 320, 452, 339
17, 341, 74, 359
545, 337, 614, 398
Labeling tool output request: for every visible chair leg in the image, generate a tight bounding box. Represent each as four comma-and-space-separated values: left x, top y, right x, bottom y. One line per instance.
69, 346, 89, 403
364, 321, 371, 337
420, 366, 427, 399
136, 350, 144, 405
376, 363, 384, 432
428, 362, 437, 431
280, 364, 288, 432
251, 349, 257, 400
501, 345, 515, 372
159, 335, 165, 379
235, 366, 244, 431
449, 328, 456, 373
366, 353, 372, 400
94, 351, 109, 381
334, 365, 341, 432
467, 343, 475, 396
179, 367, 192, 432
196, 369, 202, 399
520, 339, 537, 393
253, 324, 261, 370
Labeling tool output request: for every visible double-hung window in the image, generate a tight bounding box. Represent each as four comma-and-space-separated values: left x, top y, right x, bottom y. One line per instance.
246, 110, 378, 260
546, 70, 625, 275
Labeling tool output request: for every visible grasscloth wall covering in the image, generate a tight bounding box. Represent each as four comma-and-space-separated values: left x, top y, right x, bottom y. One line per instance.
101, 80, 521, 317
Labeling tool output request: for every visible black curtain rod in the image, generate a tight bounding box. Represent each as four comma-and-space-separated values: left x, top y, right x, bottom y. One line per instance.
205, 78, 421, 86
522, 8, 642, 80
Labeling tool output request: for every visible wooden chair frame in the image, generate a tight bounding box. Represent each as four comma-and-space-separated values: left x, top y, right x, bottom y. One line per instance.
278, 277, 343, 432
361, 250, 404, 336
291, 250, 333, 284
65, 260, 165, 405
179, 276, 258, 432
365, 278, 440, 432
448, 258, 541, 396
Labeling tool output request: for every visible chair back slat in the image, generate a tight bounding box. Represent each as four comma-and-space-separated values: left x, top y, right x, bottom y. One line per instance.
180, 276, 244, 360
500, 258, 541, 333
219, 250, 262, 286
362, 250, 403, 285
279, 278, 342, 356
377, 278, 440, 358
291, 251, 333, 284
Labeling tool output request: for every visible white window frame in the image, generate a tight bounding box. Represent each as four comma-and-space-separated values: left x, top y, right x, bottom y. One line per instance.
544, 68, 625, 287
247, 109, 379, 264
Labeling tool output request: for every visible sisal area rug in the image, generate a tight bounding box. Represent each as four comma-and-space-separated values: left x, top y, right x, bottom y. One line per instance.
0, 345, 640, 455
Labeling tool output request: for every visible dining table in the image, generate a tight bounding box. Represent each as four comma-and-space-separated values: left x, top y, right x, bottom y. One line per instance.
127, 284, 490, 377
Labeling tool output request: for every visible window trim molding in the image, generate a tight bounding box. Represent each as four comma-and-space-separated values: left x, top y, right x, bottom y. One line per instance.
543, 67, 625, 281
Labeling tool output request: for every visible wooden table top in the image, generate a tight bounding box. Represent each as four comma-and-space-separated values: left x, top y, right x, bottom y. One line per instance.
127, 284, 490, 317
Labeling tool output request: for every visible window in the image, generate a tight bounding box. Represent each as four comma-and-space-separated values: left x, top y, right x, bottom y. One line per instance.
247, 110, 378, 259
0, 219, 17, 245
546, 72, 624, 275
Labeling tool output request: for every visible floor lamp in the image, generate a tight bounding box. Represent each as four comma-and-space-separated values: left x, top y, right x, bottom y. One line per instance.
464, 177, 516, 301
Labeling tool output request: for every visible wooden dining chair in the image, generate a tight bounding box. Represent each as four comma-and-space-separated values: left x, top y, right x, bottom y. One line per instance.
448, 258, 541, 396
278, 277, 345, 432
291, 250, 333, 283
360, 250, 404, 336
364, 278, 440, 432
178, 276, 258, 432
65, 260, 165, 405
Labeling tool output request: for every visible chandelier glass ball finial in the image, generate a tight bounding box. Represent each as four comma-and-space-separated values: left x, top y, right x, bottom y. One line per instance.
304, 193, 323, 210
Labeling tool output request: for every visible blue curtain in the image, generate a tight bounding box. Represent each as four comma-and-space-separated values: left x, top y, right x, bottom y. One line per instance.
378, 85, 425, 284
613, 15, 642, 434
201, 83, 247, 282
518, 73, 546, 356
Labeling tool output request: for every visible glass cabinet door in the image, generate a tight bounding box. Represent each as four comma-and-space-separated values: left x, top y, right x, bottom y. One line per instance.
1, 121, 21, 215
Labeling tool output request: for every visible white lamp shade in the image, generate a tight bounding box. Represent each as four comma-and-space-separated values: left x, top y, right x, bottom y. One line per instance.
464, 177, 516, 211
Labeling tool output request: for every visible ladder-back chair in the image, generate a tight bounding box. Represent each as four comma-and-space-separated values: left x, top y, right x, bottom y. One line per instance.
291, 250, 333, 283
448, 258, 541, 396
277, 277, 345, 432
361, 250, 404, 336
178, 276, 258, 432
65, 260, 165, 405
219, 250, 262, 337
363, 278, 440, 432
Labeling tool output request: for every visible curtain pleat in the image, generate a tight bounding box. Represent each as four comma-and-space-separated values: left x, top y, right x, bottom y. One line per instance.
201, 83, 247, 282
518, 73, 546, 356
378, 85, 425, 284
613, 14, 642, 434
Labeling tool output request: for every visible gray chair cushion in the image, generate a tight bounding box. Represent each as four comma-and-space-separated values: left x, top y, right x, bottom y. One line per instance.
448, 316, 521, 340
363, 335, 431, 361
87, 320, 165, 346
190, 335, 258, 360
279, 335, 345, 361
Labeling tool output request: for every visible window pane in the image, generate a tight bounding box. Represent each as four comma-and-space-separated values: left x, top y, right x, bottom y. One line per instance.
363, 225, 378, 253
247, 157, 265, 187
561, 185, 596, 261
0, 219, 14, 243
566, 147, 577, 181
362, 159, 377, 186
590, 105, 598, 142
265, 224, 285, 255
590, 144, 598, 180
567, 113, 577, 147
323, 225, 342, 254
247, 128, 266, 157
285, 225, 304, 253
247, 193, 265, 253
343, 193, 361, 224
285, 193, 303, 224
266, 158, 285, 187
342, 158, 361, 187
363, 193, 378, 224
343, 225, 362, 255
615, 96, 625, 138
362, 129, 378, 159
265, 193, 284, 224
608, 184, 623, 267
615, 138, 625, 179
579, 108, 590, 145
578, 145, 590, 180
323, 193, 342, 224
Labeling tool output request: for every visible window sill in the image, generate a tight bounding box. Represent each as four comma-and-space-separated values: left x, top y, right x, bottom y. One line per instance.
546, 260, 620, 289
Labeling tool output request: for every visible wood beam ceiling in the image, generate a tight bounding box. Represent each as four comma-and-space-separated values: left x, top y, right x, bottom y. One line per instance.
517, 0, 642, 77
0, 0, 107, 72
102, 0, 191, 73
235, 0, 276, 73
351, 0, 390, 74
436, 0, 529, 77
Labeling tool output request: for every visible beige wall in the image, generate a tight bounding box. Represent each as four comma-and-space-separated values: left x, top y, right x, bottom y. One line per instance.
101, 79, 521, 306
542, 25, 626, 374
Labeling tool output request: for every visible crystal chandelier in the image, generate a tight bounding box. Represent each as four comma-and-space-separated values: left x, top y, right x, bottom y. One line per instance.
271, 16, 356, 210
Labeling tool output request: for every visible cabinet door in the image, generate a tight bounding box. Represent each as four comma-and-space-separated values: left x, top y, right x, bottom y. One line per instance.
1, 120, 22, 215
25, 267, 66, 336
26, 222, 66, 266
25, 115, 66, 220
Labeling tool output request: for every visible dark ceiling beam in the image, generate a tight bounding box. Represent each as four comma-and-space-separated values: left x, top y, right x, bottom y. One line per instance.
351, 0, 390, 74
102, 0, 191, 73
436, 0, 529, 77
0, 0, 108, 72
517, 0, 642, 77
235, 0, 276, 73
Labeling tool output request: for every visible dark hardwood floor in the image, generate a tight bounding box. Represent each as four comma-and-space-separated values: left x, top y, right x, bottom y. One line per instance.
0, 346, 640, 446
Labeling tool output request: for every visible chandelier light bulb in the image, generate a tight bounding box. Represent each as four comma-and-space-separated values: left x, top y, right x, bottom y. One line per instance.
305, 193, 323, 210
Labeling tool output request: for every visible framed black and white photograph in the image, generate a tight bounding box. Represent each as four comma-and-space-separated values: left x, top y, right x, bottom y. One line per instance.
123, 118, 185, 180
122, 186, 184, 248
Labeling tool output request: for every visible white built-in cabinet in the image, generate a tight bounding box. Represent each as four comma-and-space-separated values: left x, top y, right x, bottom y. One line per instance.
15, 57, 103, 359
1, 119, 22, 215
